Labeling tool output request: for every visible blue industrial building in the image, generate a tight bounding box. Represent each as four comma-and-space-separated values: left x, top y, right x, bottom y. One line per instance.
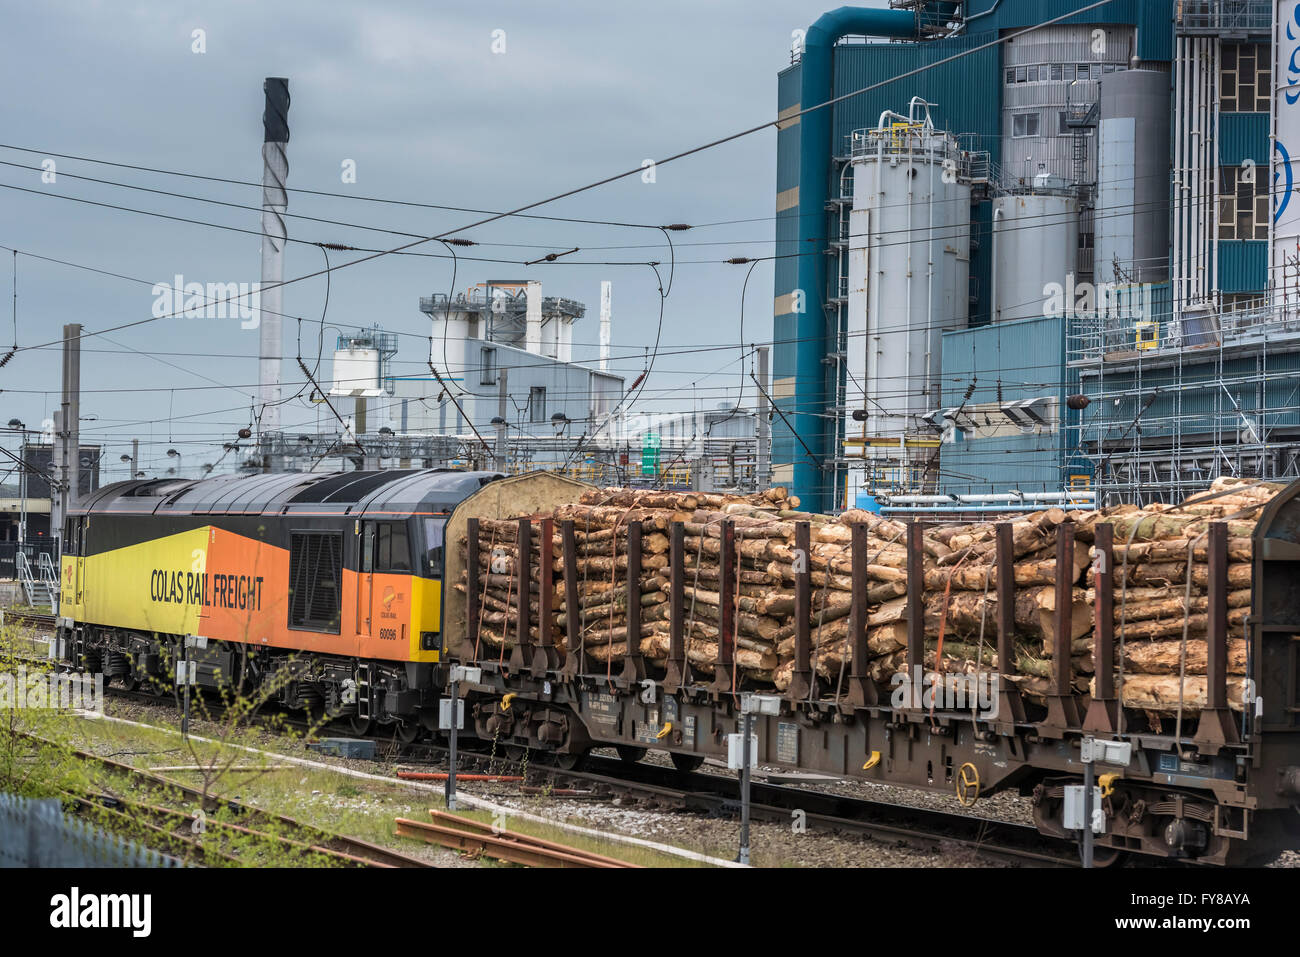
772, 1, 1292, 511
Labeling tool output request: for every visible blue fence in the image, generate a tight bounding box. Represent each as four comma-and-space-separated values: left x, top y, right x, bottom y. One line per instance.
0, 792, 181, 867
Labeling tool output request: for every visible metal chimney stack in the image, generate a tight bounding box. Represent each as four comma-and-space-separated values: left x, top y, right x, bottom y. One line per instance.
258, 77, 290, 468
525, 280, 543, 354
599, 281, 612, 372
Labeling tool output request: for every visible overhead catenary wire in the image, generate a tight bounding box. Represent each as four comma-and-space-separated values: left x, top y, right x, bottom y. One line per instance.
1, 0, 1128, 361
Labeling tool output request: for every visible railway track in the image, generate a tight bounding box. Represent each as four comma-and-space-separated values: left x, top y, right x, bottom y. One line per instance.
13, 730, 431, 868
1, 609, 57, 629
3, 615, 1089, 867
402, 746, 1085, 867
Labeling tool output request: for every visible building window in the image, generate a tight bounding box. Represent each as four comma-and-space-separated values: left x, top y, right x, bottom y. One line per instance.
288, 532, 342, 633
1220, 42, 1270, 112
529, 386, 546, 423
1006, 68, 1015, 84
1012, 112, 1040, 137
1050, 64, 1063, 81
479, 346, 497, 386
1218, 166, 1269, 240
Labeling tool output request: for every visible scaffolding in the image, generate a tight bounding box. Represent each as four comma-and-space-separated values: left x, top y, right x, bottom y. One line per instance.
1067, 293, 1300, 507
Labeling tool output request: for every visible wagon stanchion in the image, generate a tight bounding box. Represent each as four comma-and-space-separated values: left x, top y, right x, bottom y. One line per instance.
530, 517, 558, 678
1040, 522, 1081, 735
621, 521, 646, 685
1195, 521, 1239, 749
786, 521, 813, 702
993, 522, 1026, 730
663, 522, 690, 694
1083, 523, 1119, 734
508, 517, 532, 673
711, 520, 736, 695
560, 520, 583, 680
842, 521, 878, 710
464, 518, 481, 662
902, 521, 925, 712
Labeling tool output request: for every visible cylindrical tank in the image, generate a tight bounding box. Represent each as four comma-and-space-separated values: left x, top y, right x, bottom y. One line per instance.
992, 190, 1080, 322
1096, 69, 1171, 285
845, 104, 971, 500
428, 301, 478, 386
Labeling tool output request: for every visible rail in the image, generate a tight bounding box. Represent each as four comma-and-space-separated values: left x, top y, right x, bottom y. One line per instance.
1177, 0, 1272, 33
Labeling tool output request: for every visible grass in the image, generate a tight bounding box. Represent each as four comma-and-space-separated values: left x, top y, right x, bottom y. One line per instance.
45, 708, 714, 868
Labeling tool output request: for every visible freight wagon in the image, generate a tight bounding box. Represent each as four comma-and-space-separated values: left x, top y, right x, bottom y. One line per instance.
54, 469, 1300, 865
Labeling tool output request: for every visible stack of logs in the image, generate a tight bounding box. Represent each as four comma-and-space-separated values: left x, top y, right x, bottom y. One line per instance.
455, 476, 1282, 721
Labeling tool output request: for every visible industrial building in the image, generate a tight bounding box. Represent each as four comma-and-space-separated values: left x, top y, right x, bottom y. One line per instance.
772, 0, 1296, 511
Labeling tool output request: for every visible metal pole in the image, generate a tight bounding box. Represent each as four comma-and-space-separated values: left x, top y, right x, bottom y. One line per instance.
496, 369, 509, 472
181, 640, 191, 738
756, 345, 770, 491
446, 678, 459, 811
739, 711, 752, 866
18, 433, 26, 547
1082, 740, 1094, 868
132, 438, 138, 479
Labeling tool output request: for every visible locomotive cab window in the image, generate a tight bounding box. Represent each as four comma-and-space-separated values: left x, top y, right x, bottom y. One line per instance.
422, 518, 446, 577
288, 531, 343, 633
374, 522, 411, 572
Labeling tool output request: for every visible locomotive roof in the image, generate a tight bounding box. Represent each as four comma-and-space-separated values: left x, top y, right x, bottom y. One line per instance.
72, 469, 504, 518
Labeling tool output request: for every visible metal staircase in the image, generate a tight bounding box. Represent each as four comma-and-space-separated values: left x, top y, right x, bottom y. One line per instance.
17, 551, 58, 610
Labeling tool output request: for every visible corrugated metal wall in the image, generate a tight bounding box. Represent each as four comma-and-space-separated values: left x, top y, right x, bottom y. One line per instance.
1218, 240, 1268, 293
938, 314, 1073, 493
1217, 111, 1270, 166
964, 0, 1174, 61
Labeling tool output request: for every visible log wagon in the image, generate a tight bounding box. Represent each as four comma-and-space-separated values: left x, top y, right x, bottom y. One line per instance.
443, 472, 1300, 866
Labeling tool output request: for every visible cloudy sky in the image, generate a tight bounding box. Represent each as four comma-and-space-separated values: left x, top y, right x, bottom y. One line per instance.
0, 0, 854, 480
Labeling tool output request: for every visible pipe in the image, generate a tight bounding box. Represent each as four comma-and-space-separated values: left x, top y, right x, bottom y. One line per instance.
881, 503, 1098, 515
395, 772, 524, 782
599, 280, 612, 372
789, 6, 917, 513
991, 206, 1003, 322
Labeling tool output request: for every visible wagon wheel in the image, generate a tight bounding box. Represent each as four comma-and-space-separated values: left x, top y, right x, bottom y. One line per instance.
670, 753, 704, 773
394, 721, 421, 745
552, 751, 588, 771
955, 762, 981, 807
348, 714, 373, 737
1082, 843, 1127, 868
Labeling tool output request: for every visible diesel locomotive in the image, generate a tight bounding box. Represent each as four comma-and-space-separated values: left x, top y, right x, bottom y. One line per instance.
56, 468, 503, 739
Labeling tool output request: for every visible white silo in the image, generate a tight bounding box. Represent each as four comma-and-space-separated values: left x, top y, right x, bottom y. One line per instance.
425, 294, 481, 390
845, 99, 972, 498
992, 182, 1080, 323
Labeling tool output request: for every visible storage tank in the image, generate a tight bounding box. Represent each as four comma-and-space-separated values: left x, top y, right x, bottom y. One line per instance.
426, 296, 480, 386
1096, 69, 1171, 285
845, 100, 971, 499
992, 185, 1080, 323
330, 344, 382, 397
